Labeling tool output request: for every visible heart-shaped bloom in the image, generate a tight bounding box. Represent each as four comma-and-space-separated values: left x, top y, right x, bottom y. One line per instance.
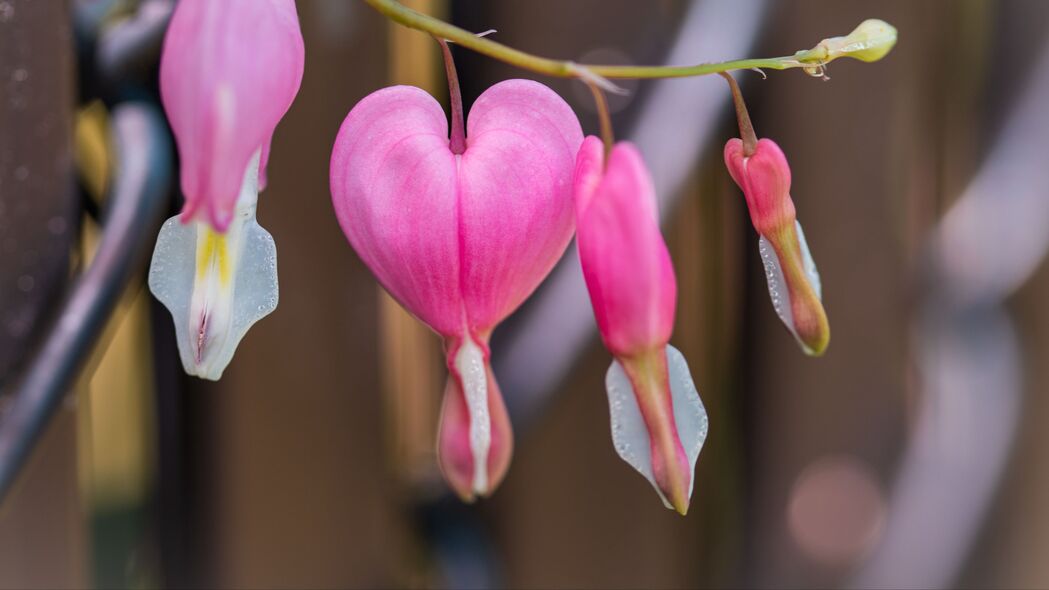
148, 0, 304, 380
330, 80, 583, 501
574, 137, 708, 515
725, 137, 830, 355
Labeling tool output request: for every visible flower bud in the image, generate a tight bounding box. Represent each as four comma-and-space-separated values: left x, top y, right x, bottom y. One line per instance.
724, 138, 830, 355
807, 18, 898, 65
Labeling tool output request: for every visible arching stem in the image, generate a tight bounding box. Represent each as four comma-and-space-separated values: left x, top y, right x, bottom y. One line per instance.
586, 82, 614, 165
437, 37, 466, 155
366, 0, 835, 82
719, 72, 757, 156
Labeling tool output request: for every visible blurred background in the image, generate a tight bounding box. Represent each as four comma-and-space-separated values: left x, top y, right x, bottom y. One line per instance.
2, 0, 1049, 588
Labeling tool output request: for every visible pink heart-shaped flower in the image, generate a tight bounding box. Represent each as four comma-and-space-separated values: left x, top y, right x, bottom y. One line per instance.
330, 79, 582, 500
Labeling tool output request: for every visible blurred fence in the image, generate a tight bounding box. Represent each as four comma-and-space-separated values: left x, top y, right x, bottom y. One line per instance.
3, 1, 1049, 588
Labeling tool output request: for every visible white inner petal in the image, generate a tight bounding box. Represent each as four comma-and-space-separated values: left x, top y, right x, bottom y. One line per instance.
148, 149, 278, 380
759, 233, 795, 335
795, 221, 822, 299
606, 344, 708, 510
759, 220, 822, 351
454, 336, 491, 495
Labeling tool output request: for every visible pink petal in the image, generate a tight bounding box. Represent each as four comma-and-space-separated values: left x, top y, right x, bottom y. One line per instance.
331, 81, 582, 337
331, 80, 582, 500
330, 86, 463, 336
575, 138, 677, 357
160, 0, 304, 232
724, 137, 795, 235
459, 79, 584, 333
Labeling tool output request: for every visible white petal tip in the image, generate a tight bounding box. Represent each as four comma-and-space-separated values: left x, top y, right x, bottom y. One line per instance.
759, 220, 822, 351
605, 344, 708, 508
454, 338, 491, 495
148, 213, 278, 381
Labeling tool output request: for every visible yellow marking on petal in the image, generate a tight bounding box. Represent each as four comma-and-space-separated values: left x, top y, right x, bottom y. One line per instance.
196, 228, 231, 286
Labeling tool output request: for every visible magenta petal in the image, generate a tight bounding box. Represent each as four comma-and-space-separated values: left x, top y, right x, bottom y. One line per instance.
331, 81, 582, 337
459, 80, 584, 332
330, 86, 463, 335
331, 80, 582, 500
160, 0, 304, 232
575, 138, 677, 357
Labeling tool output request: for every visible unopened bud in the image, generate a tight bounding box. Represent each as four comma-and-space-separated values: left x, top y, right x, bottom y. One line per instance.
803, 19, 898, 65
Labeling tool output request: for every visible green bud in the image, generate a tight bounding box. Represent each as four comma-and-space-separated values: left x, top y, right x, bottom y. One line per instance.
815, 19, 898, 64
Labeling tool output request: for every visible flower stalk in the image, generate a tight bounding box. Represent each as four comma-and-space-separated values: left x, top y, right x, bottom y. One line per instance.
586, 82, 614, 163
719, 72, 757, 157
436, 37, 467, 154
365, 0, 895, 83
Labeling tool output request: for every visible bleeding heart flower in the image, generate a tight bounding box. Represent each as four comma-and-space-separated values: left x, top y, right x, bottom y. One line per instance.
719, 72, 829, 356
573, 136, 708, 515
148, 0, 304, 380
160, 0, 305, 232
724, 137, 830, 356
330, 80, 583, 500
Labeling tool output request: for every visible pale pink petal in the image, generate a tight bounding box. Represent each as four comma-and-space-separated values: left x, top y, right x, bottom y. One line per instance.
330, 86, 463, 336
160, 0, 304, 231
459, 79, 584, 333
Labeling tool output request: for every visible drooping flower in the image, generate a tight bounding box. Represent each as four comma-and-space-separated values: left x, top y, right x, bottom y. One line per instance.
148, 0, 305, 380
721, 74, 829, 356
330, 80, 583, 501
724, 138, 830, 356
573, 136, 708, 515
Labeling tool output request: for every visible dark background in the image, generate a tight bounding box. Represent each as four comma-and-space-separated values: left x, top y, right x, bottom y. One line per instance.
3, 1, 1049, 588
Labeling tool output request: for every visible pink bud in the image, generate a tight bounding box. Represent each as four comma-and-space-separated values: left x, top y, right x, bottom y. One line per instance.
574, 137, 677, 358
330, 80, 583, 500
574, 137, 707, 514
723, 138, 796, 236
160, 0, 305, 232
724, 137, 830, 355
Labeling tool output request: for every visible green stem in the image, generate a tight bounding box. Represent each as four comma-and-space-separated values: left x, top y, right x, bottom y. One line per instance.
365, 0, 827, 82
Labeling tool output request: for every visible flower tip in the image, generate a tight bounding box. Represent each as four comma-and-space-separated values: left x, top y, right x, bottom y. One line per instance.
845, 19, 898, 63
606, 345, 708, 514
148, 213, 279, 382
652, 445, 693, 515
436, 339, 513, 502
798, 321, 831, 357
671, 496, 690, 516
